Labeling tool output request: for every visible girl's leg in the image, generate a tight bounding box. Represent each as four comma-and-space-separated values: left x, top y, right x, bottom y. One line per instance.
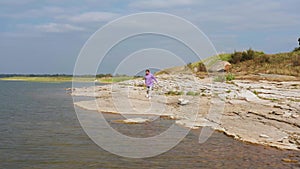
146, 86, 150, 97
148, 86, 153, 98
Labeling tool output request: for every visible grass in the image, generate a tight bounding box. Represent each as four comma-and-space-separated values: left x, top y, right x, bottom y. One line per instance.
97, 76, 135, 83
231, 50, 300, 77
187, 49, 300, 77
165, 91, 184, 96
186, 91, 200, 96
213, 75, 226, 82
0, 76, 75, 83
226, 73, 235, 81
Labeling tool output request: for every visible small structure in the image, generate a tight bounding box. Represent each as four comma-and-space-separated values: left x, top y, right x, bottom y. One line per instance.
208, 61, 232, 72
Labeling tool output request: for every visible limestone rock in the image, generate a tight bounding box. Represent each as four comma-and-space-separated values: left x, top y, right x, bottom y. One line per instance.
259, 134, 270, 138
178, 98, 189, 105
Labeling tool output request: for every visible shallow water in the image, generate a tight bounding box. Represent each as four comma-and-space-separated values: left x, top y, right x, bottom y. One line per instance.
0, 81, 299, 169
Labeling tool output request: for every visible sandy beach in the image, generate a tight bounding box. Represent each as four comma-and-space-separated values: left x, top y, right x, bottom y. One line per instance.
72, 73, 300, 151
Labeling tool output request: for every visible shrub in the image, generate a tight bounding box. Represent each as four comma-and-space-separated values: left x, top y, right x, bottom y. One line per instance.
292, 54, 300, 66
166, 91, 184, 95
186, 91, 200, 96
241, 48, 255, 61
213, 75, 226, 82
187, 62, 192, 69
293, 47, 300, 52
229, 48, 256, 64
229, 51, 243, 64
256, 54, 270, 63
198, 62, 207, 72
226, 73, 235, 81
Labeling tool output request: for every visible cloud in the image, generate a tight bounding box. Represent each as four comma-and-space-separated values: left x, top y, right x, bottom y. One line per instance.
35, 23, 85, 33
177, 0, 300, 31
0, 0, 36, 6
0, 6, 67, 19
129, 0, 200, 9
61, 12, 120, 23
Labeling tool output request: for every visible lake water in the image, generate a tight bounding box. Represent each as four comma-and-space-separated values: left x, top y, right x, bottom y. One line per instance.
0, 81, 299, 169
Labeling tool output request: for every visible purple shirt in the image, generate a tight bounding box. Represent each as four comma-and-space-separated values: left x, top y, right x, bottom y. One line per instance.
144, 73, 157, 87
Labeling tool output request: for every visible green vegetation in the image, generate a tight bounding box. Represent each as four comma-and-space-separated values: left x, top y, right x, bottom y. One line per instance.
228, 49, 300, 76
187, 48, 300, 77
0, 74, 136, 83
186, 91, 200, 96
226, 73, 235, 81
97, 76, 135, 83
213, 75, 225, 82
213, 73, 235, 82
0, 76, 74, 83
165, 91, 184, 96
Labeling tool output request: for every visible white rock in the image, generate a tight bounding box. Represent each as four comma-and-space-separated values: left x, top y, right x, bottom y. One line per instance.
178, 98, 189, 105
259, 134, 270, 138
123, 118, 149, 124
283, 112, 292, 118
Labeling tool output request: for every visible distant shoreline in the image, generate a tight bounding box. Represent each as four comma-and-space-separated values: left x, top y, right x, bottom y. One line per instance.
0, 76, 138, 83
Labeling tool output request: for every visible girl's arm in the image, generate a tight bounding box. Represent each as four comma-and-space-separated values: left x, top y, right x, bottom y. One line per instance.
152, 74, 158, 83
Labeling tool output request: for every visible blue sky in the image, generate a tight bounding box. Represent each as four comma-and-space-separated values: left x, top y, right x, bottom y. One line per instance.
0, 0, 299, 74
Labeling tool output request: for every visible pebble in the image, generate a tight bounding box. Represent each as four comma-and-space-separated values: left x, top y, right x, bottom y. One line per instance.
178, 98, 189, 105
259, 134, 270, 138
282, 158, 298, 163
283, 112, 292, 118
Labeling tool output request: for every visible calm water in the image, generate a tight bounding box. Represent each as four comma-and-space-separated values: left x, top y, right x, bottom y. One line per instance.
0, 81, 299, 169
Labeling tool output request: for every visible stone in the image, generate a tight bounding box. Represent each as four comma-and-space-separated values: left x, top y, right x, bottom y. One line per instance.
208, 61, 231, 72
273, 111, 284, 116
292, 114, 299, 118
282, 158, 298, 163
259, 134, 270, 138
283, 112, 292, 118
122, 118, 150, 124
178, 98, 189, 105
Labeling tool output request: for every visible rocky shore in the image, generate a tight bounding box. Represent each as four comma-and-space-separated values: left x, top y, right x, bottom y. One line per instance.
72, 73, 300, 151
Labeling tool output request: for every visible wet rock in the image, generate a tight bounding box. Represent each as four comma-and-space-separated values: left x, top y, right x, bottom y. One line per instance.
120, 118, 150, 124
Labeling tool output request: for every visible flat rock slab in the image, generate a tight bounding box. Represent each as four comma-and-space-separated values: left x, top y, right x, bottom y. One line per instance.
114, 118, 150, 124
72, 74, 300, 151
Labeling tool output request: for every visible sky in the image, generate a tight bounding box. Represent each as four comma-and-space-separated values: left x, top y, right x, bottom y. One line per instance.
0, 0, 299, 74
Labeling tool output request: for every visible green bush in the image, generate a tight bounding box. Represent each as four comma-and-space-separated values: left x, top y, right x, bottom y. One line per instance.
198, 62, 207, 72
186, 91, 200, 96
255, 54, 270, 63
292, 54, 300, 66
229, 48, 256, 64
229, 51, 243, 64
293, 47, 300, 52
166, 91, 184, 95
226, 73, 235, 81
242, 48, 254, 61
